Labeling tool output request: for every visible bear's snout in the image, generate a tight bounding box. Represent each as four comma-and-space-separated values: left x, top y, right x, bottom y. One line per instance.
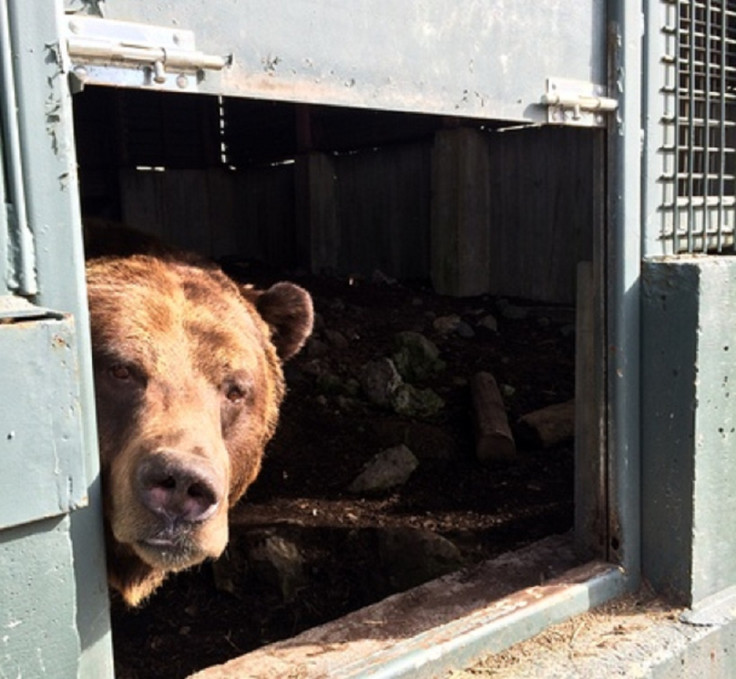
135, 452, 225, 527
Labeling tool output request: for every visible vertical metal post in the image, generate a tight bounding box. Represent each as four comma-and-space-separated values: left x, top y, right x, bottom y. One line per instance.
704, 0, 714, 249
686, 1, 697, 251
606, 0, 642, 589
0, 0, 37, 296
717, 1, 728, 246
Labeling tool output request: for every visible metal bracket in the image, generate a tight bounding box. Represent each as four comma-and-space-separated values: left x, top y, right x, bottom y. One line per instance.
0, 295, 65, 322
541, 78, 618, 127
65, 16, 231, 93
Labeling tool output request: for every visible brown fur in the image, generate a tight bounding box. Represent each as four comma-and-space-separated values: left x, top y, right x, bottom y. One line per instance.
86, 253, 312, 606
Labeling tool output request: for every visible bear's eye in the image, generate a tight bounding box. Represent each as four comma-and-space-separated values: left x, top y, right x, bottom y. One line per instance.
109, 364, 132, 381
222, 377, 253, 405
225, 385, 246, 403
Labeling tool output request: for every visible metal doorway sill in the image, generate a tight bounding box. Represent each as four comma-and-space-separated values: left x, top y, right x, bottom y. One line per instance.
190, 534, 627, 678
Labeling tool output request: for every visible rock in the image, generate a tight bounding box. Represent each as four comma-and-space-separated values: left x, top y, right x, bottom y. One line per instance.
516, 399, 575, 448
316, 371, 344, 395
477, 314, 498, 333
390, 384, 444, 418
347, 444, 419, 494
433, 314, 461, 335
455, 320, 475, 338
344, 378, 361, 396
358, 358, 403, 408
324, 329, 349, 350
211, 550, 246, 596
502, 383, 516, 398
300, 358, 328, 378
335, 395, 364, 413
500, 303, 529, 320
247, 531, 307, 603
306, 337, 329, 358
378, 528, 464, 591
392, 331, 445, 382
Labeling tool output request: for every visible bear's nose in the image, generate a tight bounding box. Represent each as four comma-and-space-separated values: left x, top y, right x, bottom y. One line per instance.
135, 452, 224, 525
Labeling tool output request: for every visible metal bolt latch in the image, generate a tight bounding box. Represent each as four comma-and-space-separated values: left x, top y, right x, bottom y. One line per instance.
541, 78, 618, 127
65, 16, 231, 92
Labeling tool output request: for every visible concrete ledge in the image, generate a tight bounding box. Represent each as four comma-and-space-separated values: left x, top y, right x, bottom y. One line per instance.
452, 585, 736, 678
190, 534, 627, 678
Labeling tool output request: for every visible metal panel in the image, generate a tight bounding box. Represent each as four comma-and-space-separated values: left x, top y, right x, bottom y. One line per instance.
63, 0, 607, 124
0, 0, 114, 675
0, 517, 81, 678
0, 313, 87, 529
649, 0, 736, 255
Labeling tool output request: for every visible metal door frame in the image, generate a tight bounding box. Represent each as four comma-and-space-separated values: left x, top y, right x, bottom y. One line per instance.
0, 1, 113, 676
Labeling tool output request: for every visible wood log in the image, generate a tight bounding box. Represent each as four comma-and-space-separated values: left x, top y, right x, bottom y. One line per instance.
517, 399, 575, 449
470, 372, 516, 463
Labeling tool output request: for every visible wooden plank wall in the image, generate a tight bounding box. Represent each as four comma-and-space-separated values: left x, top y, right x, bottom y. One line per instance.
118, 127, 599, 303
334, 142, 431, 281
120, 165, 297, 267
486, 126, 600, 302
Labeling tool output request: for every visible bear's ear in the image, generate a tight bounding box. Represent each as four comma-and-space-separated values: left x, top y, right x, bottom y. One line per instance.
241, 282, 314, 361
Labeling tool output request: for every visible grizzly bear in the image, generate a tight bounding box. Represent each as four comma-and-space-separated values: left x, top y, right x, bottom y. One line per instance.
86, 244, 313, 607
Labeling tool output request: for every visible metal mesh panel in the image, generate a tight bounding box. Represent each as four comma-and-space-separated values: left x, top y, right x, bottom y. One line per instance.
660, 0, 736, 254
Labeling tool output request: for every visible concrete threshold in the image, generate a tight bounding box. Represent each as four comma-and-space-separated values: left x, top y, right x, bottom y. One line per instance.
451, 585, 736, 678
190, 534, 627, 678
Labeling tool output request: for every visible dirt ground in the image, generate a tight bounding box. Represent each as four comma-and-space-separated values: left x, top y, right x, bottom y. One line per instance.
111, 265, 576, 679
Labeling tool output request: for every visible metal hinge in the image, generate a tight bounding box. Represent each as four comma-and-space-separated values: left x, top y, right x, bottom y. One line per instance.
541, 78, 618, 127
65, 16, 231, 93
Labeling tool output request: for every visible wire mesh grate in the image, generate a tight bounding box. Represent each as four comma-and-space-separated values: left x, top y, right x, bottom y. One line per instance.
660, 0, 736, 253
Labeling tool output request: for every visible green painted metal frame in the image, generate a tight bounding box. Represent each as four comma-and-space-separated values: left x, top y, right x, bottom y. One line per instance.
0, 1, 113, 676
63, 0, 607, 125
605, 0, 643, 587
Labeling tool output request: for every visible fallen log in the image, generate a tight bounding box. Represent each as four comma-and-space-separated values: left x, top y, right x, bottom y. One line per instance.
470, 372, 516, 463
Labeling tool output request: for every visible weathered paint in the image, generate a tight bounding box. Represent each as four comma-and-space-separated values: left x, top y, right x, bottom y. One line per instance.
63, 0, 606, 123
642, 257, 736, 605
0, 314, 87, 529
0, 0, 114, 675
606, 1, 643, 586
0, 516, 81, 678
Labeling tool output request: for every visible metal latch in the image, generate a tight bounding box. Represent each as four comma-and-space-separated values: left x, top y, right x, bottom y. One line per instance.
65, 16, 231, 92
541, 78, 618, 127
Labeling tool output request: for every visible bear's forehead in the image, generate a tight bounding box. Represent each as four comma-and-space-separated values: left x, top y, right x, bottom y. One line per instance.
87, 256, 271, 377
